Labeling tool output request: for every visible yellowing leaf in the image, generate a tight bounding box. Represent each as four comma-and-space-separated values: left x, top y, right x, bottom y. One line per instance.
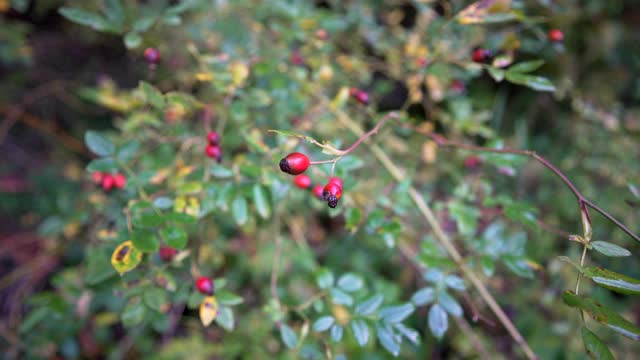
195, 72, 213, 82
111, 240, 143, 275
457, 0, 512, 25
330, 87, 351, 110
200, 296, 219, 327
229, 62, 249, 86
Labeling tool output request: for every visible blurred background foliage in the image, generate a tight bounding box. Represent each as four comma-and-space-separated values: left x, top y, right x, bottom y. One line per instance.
1, 0, 639, 359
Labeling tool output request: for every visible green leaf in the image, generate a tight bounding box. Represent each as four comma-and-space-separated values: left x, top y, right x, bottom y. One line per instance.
591, 241, 631, 257
153, 197, 173, 209
139, 81, 164, 109
411, 287, 435, 306
423, 269, 444, 284
210, 165, 233, 178
58, 8, 113, 32
214, 278, 227, 291
395, 323, 420, 344
562, 290, 640, 340
379, 303, 415, 324
505, 72, 556, 92
133, 212, 165, 228
316, 268, 334, 289
351, 319, 369, 346
487, 67, 505, 82
215, 306, 234, 331
581, 326, 615, 360
355, 294, 384, 316
481, 256, 495, 277
337, 273, 364, 292
216, 291, 244, 306
86, 157, 118, 172
330, 288, 353, 306
131, 230, 159, 252
280, 324, 298, 349
124, 32, 142, 49
252, 184, 271, 219
312, 316, 334, 332
10, 0, 29, 13
583, 266, 640, 295
104, 0, 124, 24
143, 287, 167, 311
166, 212, 197, 224
161, 227, 188, 249
444, 275, 465, 291
428, 304, 448, 338
508, 60, 545, 73
85, 131, 115, 156
438, 291, 463, 317
133, 16, 157, 32
504, 257, 534, 278
231, 195, 248, 226
117, 141, 140, 163
345, 207, 362, 231
19, 307, 48, 333
376, 325, 400, 357
331, 324, 344, 342
122, 301, 146, 327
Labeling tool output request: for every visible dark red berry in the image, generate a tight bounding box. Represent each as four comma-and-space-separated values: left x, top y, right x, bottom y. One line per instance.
416, 58, 427, 67
313, 184, 324, 199
548, 29, 564, 43
92, 171, 104, 185
328, 177, 343, 189
472, 48, 492, 63
159, 246, 178, 262
322, 182, 342, 201
464, 155, 482, 169
294, 174, 312, 189
205, 145, 222, 162
290, 51, 305, 66
143, 47, 160, 65
279, 152, 310, 175
207, 131, 220, 145
102, 174, 115, 191
113, 173, 126, 189
349, 87, 369, 105
196, 276, 215, 295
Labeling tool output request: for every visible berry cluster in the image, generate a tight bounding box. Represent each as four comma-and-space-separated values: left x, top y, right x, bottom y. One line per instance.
92, 172, 126, 192
279, 152, 345, 208
205, 131, 222, 162
473, 29, 564, 64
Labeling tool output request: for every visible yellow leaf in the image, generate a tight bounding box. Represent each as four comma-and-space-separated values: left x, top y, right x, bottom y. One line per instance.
229, 62, 249, 86
332, 305, 350, 326
195, 72, 213, 82
200, 296, 219, 327
111, 240, 143, 275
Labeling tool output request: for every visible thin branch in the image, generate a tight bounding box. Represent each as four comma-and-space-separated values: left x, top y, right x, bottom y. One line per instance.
334, 109, 538, 360
407, 125, 640, 243
335, 112, 400, 156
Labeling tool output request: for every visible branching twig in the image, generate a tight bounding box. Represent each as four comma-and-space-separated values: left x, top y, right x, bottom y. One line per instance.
407, 125, 640, 243
333, 109, 538, 360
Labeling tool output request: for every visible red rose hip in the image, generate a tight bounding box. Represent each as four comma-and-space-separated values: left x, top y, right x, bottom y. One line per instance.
548, 29, 564, 43
207, 131, 220, 145
349, 87, 369, 105
322, 182, 342, 200
294, 174, 312, 189
159, 246, 178, 262
313, 184, 324, 199
196, 276, 215, 295
279, 152, 310, 175
205, 145, 222, 162
472, 48, 491, 63
102, 174, 115, 191
113, 173, 126, 189
92, 171, 104, 185
328, 177, 343, 189
143, 47, 160, 65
